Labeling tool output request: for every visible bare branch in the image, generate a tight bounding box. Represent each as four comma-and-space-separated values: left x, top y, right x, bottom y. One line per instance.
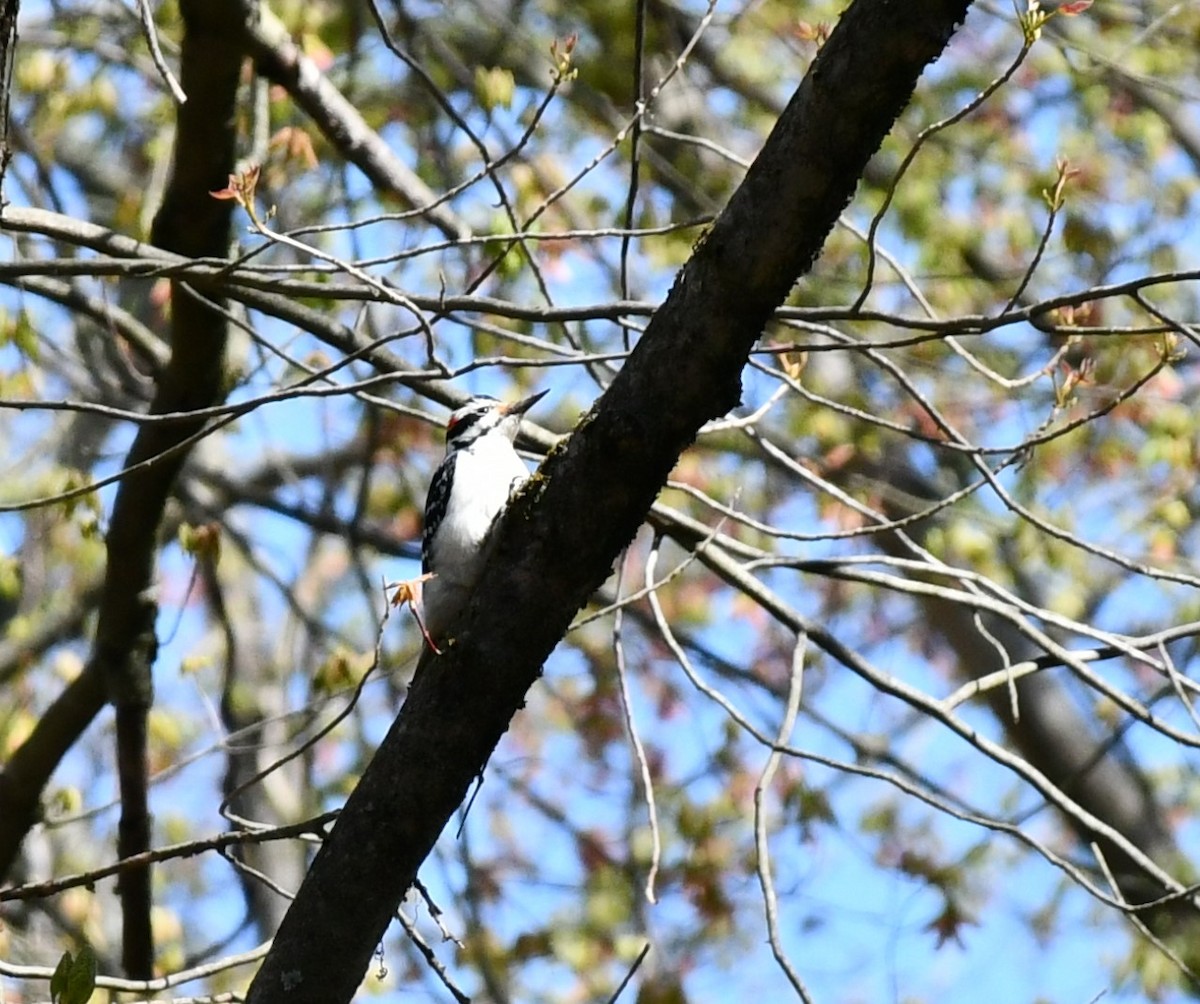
752, 634, 812, 1002
244, 3, 979, 1000
243, 5, 469, 241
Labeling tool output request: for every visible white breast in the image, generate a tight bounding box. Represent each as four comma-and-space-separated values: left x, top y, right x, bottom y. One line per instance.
423, 436, 530, 638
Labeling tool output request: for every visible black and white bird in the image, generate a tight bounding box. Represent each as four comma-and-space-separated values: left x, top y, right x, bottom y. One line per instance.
421, 390, 548, 643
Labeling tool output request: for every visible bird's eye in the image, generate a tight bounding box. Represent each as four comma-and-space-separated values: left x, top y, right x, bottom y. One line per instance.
447, 406, 487, 435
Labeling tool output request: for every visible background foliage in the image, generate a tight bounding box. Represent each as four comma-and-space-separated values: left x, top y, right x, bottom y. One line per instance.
4, 0, 1200, 1001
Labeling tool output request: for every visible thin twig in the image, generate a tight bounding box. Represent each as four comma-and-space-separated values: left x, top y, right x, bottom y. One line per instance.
0, 941, 270, 992
617, 550, 661, 904
854, 36, 1033, 309
1001, 158, 1072, 314
0, 814, 336, 902
219, 596, 390, 824
604, 942, 652, 1004
395, 908, 470, 1004
134, 0, 186, 103
619, 0, 648, 325
753, 633, 814, 1002
661, 531, 1191, 902
1090, 841, 1199, 984
413, 877, 464, 946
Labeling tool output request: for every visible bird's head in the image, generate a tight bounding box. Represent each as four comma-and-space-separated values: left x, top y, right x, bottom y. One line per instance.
445, 390, 548, 452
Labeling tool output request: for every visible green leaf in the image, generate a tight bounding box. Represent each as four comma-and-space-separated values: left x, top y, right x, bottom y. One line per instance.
49, 952, 72, 1003
50, 946, 97, 1004
474, 66, 515, 111
66, 945, 97, 1004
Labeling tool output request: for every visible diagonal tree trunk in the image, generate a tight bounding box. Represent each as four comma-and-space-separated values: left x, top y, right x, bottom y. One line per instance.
245, 1, 977, 1000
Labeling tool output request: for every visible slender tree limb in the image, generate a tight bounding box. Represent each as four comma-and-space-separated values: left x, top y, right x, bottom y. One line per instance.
0, 814, 337, 903
0, 0, 17, 195
244, 2, 975, 1000
613, 557, 661, 904
4, 204, 1200, 340
846, 453, 1199, 945
243, 4, 470, 241
0, 577, 103, 686
0, 0, 245, 975
96, 0, 245, 976
6, 273, 168, 373
135, 0, 187, 104
0, 668, 108, 875
0, 941, 272, 993
751, 633, 811, 1002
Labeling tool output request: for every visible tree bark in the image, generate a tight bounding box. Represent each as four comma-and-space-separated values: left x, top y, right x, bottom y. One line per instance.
102, 0, 243, 976
244, 1, 976, 1000
0, 0, 17, 195
0, 0, 243, 978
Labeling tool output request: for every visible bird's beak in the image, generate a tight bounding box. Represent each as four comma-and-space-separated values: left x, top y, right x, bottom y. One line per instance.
502, 389, 549, 416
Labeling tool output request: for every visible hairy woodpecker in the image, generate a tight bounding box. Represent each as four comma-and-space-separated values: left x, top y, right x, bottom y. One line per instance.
421, 390, 548, 643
